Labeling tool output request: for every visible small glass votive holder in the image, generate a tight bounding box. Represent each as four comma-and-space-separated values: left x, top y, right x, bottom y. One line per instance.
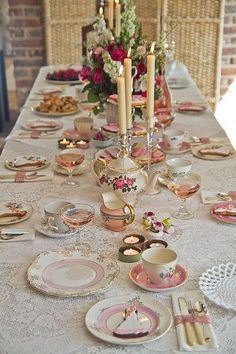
123, 234, 146, 250
144, 239, 168, 250
118, 246, 142, 263
58, 138, 71, 149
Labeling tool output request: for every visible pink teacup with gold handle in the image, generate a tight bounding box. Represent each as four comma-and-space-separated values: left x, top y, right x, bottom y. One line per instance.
100, 192, 135, 231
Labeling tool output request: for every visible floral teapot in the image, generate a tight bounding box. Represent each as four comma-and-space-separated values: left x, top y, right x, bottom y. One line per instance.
93, 154, 148, 206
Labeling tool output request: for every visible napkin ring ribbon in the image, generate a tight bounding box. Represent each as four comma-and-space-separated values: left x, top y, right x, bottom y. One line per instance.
175, 314, 210, 326
31, 130, 41, 139
15, 172, 26, 183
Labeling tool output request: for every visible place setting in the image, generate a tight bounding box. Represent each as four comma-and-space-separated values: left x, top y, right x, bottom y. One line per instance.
191, 143, 236, 160
159, 129, 191, 155
12, 118, 64, 140
0, 201, 33, 226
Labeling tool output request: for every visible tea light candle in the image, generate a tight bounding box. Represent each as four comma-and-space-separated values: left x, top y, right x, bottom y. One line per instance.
118, 246, 141, 263
76, 140, 89, 149
123, 234, 146, 249
58, 138, 70, 149
144, 239, 168, 250
66, 142, 76, 149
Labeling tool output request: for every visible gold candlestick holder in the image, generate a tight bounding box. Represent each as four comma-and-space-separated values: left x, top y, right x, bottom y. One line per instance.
118, 132, 129, 158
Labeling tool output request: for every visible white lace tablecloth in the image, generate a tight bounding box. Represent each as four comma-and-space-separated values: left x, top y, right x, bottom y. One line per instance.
0, 67, 235, 354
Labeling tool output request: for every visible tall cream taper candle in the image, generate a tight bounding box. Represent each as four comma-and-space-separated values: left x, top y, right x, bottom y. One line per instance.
115, 0, 121, 37
117, 74, 127, 135
146, 42, 156, 128
108, 0, 114, 30
124, 48, 132, 129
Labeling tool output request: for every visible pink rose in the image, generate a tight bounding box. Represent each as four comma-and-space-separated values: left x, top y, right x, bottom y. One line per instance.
115, 179, 125, 189
93, 68, 104, 84
141, 90, 147, 97
111, 47, 127, 63
127, 178, 134, 186
93, 46, 104, 63
137, 46, 146, 56
79, 66, 91, 81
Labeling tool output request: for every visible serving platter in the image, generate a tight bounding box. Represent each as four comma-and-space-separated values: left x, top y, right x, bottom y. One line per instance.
199, 263, 236, 311
27, 248, 119, 297
31, 107, 81, 117
192, 143, 236, 161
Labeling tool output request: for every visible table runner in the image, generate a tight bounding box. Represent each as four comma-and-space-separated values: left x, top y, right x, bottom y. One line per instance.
0, 67, 235, 354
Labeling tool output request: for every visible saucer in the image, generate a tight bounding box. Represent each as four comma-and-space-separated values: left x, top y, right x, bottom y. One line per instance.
35, 217, 77, 238
210, 201, 236, 225
129, 263, 188, 292
160, 141, 191, 154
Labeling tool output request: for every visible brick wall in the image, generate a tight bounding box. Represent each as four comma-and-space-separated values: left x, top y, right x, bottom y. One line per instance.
6, 0, 46, 108
221, 0, 236, 95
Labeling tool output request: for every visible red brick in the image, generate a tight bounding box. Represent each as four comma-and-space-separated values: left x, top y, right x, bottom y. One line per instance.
230, 57, 236, 65
223, 47, 236, 55
28, 49, 45, 57
225, 5, 236, 14
9, 18, 41, 27
221, 66, 236, 75
9, 7, 24, 16
10, 29, 24, 38
24, 7, 42, 16
26, 29, 43, 38
11, 38, 44, 47
231, 36, 236, 44
224, 25, 236, 34
14, 58, 45, 67
15, 79, 34, 87
11, 49, 27, 57
9, 0, 41, 5
14, 68, 30, 77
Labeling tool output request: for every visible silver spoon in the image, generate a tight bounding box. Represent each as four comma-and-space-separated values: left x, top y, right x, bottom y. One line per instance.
217, 192, 231, 200
195, 301, 210, 342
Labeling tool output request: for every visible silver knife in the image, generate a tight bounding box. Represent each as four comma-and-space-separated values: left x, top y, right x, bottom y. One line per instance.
178, 297, 197, 346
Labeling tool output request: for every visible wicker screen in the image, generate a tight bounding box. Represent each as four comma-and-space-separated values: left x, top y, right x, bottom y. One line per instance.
136, 0, 163, 40
163, 0, 225, 110
44, 0, 96, 64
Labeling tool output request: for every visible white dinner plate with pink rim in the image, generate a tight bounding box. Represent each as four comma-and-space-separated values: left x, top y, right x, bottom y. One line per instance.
0, 201, 33, 226
27, 248, 119, 297
129, 263, 188, 292
192, 143, 236, 161
85, 295, 172, 345
21, 119, 63, 131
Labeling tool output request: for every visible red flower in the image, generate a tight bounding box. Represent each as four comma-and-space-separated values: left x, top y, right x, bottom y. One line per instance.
107, 41, 116, 54
127, 178, 134, 186
141, 90, 147, 97
111, 47, 127, 63
136, 62, 146, 79
93, 68, 104, 84
80, 66, 91, 81
156, 75, 163, 87
115, 179, 125, 189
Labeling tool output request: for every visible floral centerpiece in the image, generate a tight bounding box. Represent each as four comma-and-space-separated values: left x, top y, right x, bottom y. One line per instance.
80, 0, 168, 115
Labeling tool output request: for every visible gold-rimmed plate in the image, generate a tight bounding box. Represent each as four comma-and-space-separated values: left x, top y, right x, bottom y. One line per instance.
27, 248, 119, 297
5, 155, 49, 171
0, 202, 33, 225
192, 143, 236, 161
31, 106, 81, 117
21, 119, 63, 131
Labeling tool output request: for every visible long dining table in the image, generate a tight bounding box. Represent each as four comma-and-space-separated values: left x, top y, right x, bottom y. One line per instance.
0, 66, 235, 354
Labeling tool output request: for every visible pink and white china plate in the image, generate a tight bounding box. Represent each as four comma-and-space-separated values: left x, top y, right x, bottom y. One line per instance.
27, 248, 119, 297
85, 295, 172, 345
21, 119, 63, 131
210, 201, 236, 225
159, 141, 191, 154
63, 128, 80, 140
129, 263, 188, 292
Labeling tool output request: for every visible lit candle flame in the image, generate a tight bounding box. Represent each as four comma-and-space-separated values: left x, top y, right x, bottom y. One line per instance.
99, 6, 103, 16
127, 48, 131, 58
115, 0, 119, 4
130, 236, 134, 242
150, 42, 156, 54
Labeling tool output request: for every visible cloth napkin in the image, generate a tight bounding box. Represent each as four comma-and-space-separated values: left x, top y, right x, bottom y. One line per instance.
0, 170, 54, 183
172, 290, 218, 351
0, 229, 35, 242
201, 190, 236, 204
12, 130, 62, 139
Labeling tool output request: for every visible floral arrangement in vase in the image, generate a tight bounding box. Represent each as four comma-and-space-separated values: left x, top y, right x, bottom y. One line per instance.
142, 212, 175, 235
80, 0, 174, 116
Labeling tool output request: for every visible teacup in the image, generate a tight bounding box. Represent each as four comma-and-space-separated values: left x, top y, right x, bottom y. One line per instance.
142, 248, 177, 284
44, 200, 74, 233
100, 203, 135, 232
74, 117, 93, 140
163, 129, 185, 149
166, 158, 192, 178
